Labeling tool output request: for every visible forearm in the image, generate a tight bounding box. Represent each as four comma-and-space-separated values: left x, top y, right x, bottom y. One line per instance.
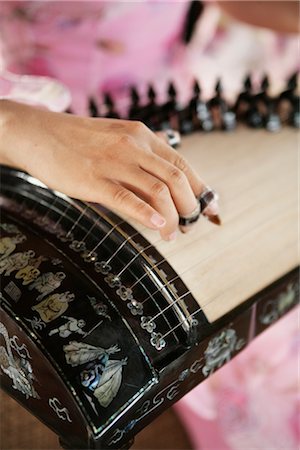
0, 99, 28, 170
0, 99, 14, 166
217, 1, 299, 34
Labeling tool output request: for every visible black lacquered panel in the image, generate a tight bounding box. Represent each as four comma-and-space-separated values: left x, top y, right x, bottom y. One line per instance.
0, 166, 210, 438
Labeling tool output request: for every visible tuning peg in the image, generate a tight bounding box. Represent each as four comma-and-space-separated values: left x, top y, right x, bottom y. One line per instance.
88, 98, 99, 117
130, 86, 140, 105
193, 79, 201, 97
147, 84, 156, 102
287, 72, 298, 91
103, 93, 119, 119
291, 95, 300, 128
104, 93, 113, 108
234, 74, 253, 120
167, 81, 177, 99
261, 75, 270, 92
243, 74, 252, 92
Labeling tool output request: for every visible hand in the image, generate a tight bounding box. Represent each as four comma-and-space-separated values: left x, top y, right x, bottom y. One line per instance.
0, 100, 209, 240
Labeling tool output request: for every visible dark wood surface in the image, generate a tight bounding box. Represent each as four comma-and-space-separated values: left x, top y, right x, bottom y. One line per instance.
0, 390, 192, 450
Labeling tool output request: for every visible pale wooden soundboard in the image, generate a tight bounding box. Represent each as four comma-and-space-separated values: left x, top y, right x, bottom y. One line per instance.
126, 128, 299, 323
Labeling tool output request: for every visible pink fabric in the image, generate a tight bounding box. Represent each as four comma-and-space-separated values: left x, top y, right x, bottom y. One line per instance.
1, 1, 298, 114
175, 307, 300, 450
0, 1, 196, 113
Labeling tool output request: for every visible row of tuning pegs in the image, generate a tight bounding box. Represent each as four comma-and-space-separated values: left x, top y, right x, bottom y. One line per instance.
71, 72, 299, 134
235, 73, 299, 131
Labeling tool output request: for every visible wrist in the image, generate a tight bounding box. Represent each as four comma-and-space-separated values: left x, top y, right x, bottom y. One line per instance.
0, 99, 16, 166
0, 100, 29, 170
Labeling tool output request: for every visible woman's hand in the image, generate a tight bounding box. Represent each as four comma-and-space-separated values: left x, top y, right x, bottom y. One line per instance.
0, 100, 211, 240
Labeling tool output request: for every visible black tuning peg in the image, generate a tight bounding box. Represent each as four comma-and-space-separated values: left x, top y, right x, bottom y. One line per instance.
215, 78, 222, 96
234, 74, 253, 120
142, 84, 159, 130
287, 72, 297, 91
167, 81, 177, 100
193, 79, 201, 97
103, 93, 120, 119
147, 84, 156, 103
88, 97, 99, 117
189, 80, 213, 132
128, 86, 141, 120
130, 86, 140, 105
261, 75, 270, 92
208, 79, 236, 131
244, 74, 252, 92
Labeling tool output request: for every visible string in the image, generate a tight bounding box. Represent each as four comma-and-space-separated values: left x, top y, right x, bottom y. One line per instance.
65, 204, 90, 238
2, 183, 228, 343
2, 185, 193, 307
136, 198, 286, 328
79, 215, 101, 242
52, 202, 71, 229
147, 290, 190, 324
130, 258, 165, 288
116, 241, 154, 277
1, 178, 241, 334
104, 230, 140, 265
160, 306, 202, 340
87, 219, 125, 256
39, 196, 59, 222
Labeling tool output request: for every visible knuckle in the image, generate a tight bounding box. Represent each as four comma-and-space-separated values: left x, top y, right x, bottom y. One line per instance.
174, 155, 189, 173
119, 134, 135, 147
134, 200, 149, 216
130, 120, 147, 135
169, 167, 186, 185
150, 181, 169, 199
113, 188, 133, 205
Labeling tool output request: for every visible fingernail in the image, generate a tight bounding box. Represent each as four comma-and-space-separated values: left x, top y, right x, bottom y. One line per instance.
203, 199, 220, 217
167, 231, 177, 241
207, 215, 222, 226
199, 190, 222, 225
151, 213, 166, 228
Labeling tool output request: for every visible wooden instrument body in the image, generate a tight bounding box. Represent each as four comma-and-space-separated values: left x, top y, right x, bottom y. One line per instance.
0, 129, 298, 449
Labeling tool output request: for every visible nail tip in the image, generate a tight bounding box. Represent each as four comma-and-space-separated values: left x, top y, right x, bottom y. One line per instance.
208, 215, 222, 226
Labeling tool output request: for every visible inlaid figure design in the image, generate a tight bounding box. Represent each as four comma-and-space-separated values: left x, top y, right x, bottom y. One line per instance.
0, 234, 26, 260
15, 256, 47, 285
64, 341, 127, 408
49, 316, 86, 338
0, 250, 35, 276
32, 291, 75, 323
29, 272, 66, 300
0, 322, 39, 399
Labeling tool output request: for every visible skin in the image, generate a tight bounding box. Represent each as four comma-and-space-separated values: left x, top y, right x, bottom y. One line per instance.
0, 100, 206, 241
0, 2, 297, 240
217, 1, 299, 34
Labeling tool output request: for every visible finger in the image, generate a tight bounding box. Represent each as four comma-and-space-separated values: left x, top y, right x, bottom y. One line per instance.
98, 179, 167, 232
137, 153, 199, 233
151, 136, 206, 197
139, 153, 198, 218
119, 169, 180, 241
149, 136, 222, 227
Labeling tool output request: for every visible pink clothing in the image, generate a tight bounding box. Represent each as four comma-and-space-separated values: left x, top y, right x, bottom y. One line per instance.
0, 1, 196, 113
0, 1, 298, 113
175, 307, 300, 450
